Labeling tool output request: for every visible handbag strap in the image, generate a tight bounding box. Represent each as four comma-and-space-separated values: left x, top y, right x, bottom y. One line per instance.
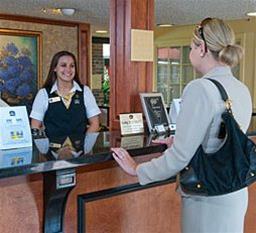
206, 78, 233, 113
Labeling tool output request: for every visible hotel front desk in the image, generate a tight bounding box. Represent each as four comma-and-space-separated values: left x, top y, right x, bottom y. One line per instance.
0, 131, 256, 233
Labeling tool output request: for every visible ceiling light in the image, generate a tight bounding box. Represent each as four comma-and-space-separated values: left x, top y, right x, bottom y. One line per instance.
60, 8, 76, 16
96, 30, 108, 34
247, 12, 256, 16
157, 24, 173, 27
52, 8, 61, 14
41, 8, 61, 15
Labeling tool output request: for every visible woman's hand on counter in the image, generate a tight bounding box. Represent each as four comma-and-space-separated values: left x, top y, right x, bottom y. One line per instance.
111, 147, 138, 176
152, 135, 174, 148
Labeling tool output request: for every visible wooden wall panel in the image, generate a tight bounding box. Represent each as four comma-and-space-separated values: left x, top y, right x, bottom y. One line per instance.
109, 0, 154, 130
245, 183, 256, 233
0, 175, 43, 233
78, 23, 91, 86
0, 159, 255, 233
84, 183, 180, 233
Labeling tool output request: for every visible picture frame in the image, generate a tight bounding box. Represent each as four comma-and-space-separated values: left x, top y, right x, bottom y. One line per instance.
140, 93, 170, 133
0, 28, 42, 113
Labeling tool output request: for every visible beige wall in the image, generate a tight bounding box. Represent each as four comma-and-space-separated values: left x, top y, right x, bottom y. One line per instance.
154, 18, 256, 108
0, 19, 78, 87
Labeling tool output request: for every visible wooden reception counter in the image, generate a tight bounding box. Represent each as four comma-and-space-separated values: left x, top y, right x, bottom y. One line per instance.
0, 131, 256, 233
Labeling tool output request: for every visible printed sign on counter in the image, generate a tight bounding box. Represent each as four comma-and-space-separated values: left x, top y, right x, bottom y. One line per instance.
119, 113, 144, 136
0, 106, 32, 149
140, 93, 170, 133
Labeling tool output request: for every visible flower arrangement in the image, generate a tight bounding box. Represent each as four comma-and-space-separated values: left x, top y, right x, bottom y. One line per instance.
0, 42, 36, 108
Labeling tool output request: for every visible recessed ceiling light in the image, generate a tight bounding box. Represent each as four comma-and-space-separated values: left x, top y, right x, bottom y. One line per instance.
247, 12, 256, 16
41, 8, 76, 16
96, 30, 108, 34
157, 24, 173, 27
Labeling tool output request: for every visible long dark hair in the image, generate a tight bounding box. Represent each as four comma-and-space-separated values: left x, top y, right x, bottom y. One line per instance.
43, 51, 81, 88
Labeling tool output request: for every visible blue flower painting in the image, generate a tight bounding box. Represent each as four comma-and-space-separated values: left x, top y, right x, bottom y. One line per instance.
0, 31, 40, 113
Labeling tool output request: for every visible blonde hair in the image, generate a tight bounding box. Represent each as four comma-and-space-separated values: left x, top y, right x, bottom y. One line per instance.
193, 18, 243, 67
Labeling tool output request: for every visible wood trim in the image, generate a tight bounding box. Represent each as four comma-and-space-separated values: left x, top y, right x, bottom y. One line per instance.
109, 0, 117, 130
0, 13, 80, 27
0, 14, 91, 86
77, 178, 175, 232
78, 23, 91, 86
109, 0, 154, 130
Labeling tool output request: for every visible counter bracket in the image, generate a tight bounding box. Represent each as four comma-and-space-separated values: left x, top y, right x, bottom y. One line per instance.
43, 168, 76, 233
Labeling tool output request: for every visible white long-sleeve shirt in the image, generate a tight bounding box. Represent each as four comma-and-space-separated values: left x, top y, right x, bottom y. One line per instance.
137, 66, 252, 185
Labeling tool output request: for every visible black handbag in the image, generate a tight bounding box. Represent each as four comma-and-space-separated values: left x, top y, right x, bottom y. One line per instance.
179, 78, 256, 196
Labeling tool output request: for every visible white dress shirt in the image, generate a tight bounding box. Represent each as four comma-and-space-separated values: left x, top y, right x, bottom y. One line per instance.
30, 81, 101, 121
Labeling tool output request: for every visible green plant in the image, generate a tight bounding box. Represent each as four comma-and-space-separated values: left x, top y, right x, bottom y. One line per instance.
102, 66, 110, 105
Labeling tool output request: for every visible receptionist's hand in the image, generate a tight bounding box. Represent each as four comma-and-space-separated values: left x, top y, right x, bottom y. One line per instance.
111, 147, 137, 176
57, 146, 73, 159
152, 135, 174, 148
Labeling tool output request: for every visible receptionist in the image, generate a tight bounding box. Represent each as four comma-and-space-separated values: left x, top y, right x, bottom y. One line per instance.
30, 51, 101, 137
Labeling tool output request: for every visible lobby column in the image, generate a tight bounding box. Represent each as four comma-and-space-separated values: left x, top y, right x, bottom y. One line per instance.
109, 0, 154, 130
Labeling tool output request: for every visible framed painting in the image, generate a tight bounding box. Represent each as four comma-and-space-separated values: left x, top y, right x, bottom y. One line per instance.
0, 28, 42, 113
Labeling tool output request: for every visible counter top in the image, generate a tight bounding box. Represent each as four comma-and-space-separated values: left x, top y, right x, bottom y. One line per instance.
2, 121, 256, 180
0, 131, 167, 179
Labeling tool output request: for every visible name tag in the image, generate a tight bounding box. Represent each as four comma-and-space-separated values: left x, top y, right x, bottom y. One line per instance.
74, 99, 80, 104
49, 97, 61, 103
49, 142, 62, 148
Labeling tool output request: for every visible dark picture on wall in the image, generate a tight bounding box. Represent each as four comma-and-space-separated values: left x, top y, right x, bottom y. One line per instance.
0, 29, 42, 113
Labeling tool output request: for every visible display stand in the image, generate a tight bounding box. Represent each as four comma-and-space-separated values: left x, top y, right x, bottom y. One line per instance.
140, 93, 171, 134
0, 106, 32, 149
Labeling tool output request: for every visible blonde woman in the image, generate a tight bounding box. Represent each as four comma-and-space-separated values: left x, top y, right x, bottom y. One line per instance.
112, 18, 252, 232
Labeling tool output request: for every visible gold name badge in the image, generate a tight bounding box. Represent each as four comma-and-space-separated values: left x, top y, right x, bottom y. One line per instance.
49, 142, 62, 148
49, 97, 61, 103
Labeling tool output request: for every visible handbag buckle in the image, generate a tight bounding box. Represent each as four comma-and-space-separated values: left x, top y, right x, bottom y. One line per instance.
225, 99, 232, 110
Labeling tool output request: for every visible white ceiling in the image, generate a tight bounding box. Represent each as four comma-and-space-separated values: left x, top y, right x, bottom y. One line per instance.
0, 0, 256, 33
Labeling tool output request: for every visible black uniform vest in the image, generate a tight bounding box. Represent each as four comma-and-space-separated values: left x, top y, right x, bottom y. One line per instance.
44, 87, 87, 137
46, 133, 85, 160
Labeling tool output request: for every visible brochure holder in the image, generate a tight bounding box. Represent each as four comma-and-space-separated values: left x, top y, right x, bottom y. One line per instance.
0, 106, 32, 149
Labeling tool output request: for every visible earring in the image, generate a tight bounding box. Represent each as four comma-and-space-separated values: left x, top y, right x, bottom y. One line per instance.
200, 53, 204, 57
